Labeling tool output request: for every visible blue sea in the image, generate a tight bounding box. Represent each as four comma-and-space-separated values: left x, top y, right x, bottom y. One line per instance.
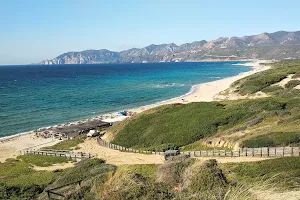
0, 62, 251, 137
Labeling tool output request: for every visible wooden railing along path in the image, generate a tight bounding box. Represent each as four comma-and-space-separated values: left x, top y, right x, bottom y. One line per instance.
97, 138, 300, 158
21, 149, 93, 160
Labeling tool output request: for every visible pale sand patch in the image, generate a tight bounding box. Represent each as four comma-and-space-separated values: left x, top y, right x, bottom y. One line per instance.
294, 85, 300, 90
254, 189, 300, 200
0, 133, 60, 163
76, 138, 164, 165
77, 138, 277, 165
273, 74, 295, 87
129, 60, 271, 113
33, 162, 75, 171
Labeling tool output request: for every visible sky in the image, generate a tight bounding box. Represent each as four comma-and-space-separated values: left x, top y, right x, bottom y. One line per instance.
0, 0, 299, 65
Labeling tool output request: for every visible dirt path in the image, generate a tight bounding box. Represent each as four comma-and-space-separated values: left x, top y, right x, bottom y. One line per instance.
77, 138, 276, 166
33, 162, 75, 171
76, 138, 165, 165
254, 189, 300, 200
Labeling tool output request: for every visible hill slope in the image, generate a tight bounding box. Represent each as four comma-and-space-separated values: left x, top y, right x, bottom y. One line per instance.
109, 60, 300, 151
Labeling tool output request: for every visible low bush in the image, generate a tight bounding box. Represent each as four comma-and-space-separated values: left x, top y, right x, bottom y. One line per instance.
261, 85, 283, 93
17, 154, 72, 167
241, 132, 300, 148
0, 158, 59, 199
222, 157, 300, 189
112, 98, 287, 150
42, 136, 86, 150
285, 80, 300, 89
233, 60, 300, 95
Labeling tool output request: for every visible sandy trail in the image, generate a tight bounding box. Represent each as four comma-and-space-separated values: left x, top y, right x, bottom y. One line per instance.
0, 133, 60, 163
77, 138, 275, 166
254, 189, 300, 200
33, 162, 75, 171
76, 138, 165, 165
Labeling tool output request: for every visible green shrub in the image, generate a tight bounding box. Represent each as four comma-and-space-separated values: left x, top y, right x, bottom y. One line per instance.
42, 136, 86, 150
241, 132, 300, 148
285, 80, 300, 89
233, 60, 300, 95
103, 165, 173, 200
0, 158, 59, 199
261, 85, 283, 93
222, 157, 300, 189
17, 154, 72, 167
112, 98, 288, 150
183, 159, 229, 194
40, 159, 116, 199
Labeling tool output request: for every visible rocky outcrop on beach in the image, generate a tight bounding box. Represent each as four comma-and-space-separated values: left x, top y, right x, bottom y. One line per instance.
39, 31, 300, 65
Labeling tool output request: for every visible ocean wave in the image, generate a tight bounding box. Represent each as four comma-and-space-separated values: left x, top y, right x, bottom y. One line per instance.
153, 83, 186, 88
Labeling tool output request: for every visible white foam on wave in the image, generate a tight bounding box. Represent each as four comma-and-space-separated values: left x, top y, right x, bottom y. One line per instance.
153, 83, 186, 88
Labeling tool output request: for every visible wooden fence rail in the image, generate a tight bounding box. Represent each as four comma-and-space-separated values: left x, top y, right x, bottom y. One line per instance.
21, 149, 93, 160
97, 138, 300, 158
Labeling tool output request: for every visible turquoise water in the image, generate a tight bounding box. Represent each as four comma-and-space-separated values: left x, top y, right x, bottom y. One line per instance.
0, 62, 250, 137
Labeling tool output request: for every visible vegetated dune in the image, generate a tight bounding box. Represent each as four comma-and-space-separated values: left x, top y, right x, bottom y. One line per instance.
108, 60, 300, 151
38, 157, 300, 200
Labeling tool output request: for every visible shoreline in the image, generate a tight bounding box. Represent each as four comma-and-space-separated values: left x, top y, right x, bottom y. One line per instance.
0, 60, 271, 162
129, 60, 270, 113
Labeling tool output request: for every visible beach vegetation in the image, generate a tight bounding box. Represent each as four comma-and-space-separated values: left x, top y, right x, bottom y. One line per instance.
42, 135, 86, 150
233, 60, 300, 95
17, 154, 72, 167
221, 157, 300, 189
240, 132, 300, 148
39, 158, 116, 199
0, 157, 61, 199
285, 80, 300, 89
112, 98, 288, 151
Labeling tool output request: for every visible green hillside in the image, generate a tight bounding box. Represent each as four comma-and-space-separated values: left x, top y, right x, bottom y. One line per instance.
110, 60, 300, 151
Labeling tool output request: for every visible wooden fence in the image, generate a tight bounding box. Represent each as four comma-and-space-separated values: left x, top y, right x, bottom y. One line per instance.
97, 138, 300, 158
46, 180, 82, 199
21, 149, 93, 160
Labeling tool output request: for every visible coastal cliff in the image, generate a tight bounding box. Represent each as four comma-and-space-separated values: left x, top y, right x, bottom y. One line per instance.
40, 31, 300, 64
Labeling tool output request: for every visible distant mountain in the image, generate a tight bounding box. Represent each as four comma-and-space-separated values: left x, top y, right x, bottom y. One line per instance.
39, 31, 300, 65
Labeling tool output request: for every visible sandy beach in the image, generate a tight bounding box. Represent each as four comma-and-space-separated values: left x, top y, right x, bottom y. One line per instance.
130, 60, 271, 113
0, 60, 271, 162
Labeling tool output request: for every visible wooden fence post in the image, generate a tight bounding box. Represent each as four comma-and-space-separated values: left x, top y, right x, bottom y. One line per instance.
245, 148, 247, 157
267, 147, 269, 157
252, 148, 254, 157
238, 149, 240, 157
274, 147, 276, 157
291, 147, 294, 157
283, 147, 285, 157
260, 148, 262, 157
